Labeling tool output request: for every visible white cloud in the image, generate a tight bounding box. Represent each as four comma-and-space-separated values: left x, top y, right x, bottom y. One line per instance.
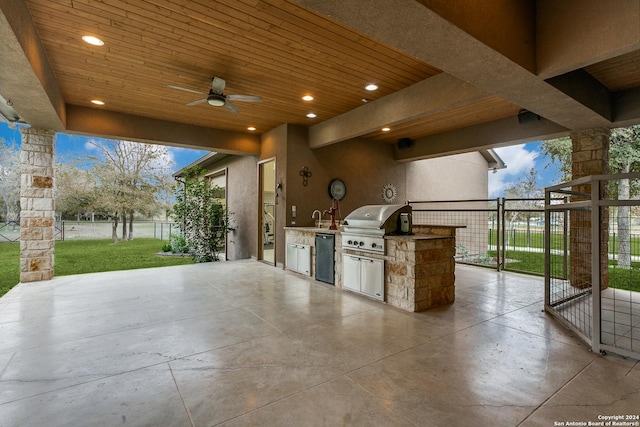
84, 140, 97, 151
488, 144, 539, 197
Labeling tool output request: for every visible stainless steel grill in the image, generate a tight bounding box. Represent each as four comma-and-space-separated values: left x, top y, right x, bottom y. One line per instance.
341, 204, 412, 254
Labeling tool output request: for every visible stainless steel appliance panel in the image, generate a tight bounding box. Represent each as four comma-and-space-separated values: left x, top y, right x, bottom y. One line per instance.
360, 257, 384, 300
342, 254, 361, 292
315, 233, 335, 285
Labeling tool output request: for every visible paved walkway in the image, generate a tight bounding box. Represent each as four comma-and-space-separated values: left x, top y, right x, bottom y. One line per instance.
0, 261, 638, 426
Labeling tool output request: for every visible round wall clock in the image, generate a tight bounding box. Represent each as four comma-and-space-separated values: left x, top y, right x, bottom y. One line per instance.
328, 178, 347, 200
382, 183, 397, 203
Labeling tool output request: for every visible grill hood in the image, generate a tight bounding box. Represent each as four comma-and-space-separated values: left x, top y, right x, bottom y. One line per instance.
343, 204, 412, 235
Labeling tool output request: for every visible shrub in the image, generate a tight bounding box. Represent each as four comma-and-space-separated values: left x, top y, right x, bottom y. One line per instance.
170, 167, 231, 262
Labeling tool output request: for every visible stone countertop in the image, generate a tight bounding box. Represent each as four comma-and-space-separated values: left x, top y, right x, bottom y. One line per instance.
415, 224, 466, 229
284, 227, 342, 234
284, 227, 452, 240
385, 233, 453, 241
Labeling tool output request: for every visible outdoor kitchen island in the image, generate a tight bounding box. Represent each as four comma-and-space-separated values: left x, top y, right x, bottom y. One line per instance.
284, 224, 457, 312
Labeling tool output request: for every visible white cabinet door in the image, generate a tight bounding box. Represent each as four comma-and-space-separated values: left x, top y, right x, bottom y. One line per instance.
286, 243, 298, 271
342, 254, 384, 300
286, 243, 311, 276
360, 257, 384, 300
342, 254, 361, 292
296, 244, 311, 276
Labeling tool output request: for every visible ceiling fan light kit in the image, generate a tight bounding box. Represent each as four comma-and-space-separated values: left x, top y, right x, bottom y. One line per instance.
207, 93, 226, 106
168, 76, 262, 113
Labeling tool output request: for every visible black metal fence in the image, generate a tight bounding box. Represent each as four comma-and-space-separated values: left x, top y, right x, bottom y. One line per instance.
408, 198, 568, 275
0, 220, 179, 243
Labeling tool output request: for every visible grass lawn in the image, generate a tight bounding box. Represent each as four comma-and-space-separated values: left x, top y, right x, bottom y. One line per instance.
495, 250, 640, 292
0, 239, 194, 297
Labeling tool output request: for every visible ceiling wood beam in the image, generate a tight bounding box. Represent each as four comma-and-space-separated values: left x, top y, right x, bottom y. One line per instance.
0, 0, 65, 130
298, 0, 615, 139
65, 104, 261, 155
393, 116, 568, 162
309, 73, 488, 148
537, 0, 640, 79
545, 69, 612, 122
613, 87, 640, 128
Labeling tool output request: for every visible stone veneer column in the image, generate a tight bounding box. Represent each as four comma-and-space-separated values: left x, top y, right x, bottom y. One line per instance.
19, 127, 56, 282
570, 128, 609, 290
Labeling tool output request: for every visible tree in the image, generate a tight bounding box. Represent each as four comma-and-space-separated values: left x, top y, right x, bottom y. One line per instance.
171, 167, 230, 262
0, 138, 21, 223
55, 163, 97, 221
504, 168, 543, 247
543, 126, 640, 268
541, 137, 572, 182
609, 126, 640, 268
86, 139, 174, 242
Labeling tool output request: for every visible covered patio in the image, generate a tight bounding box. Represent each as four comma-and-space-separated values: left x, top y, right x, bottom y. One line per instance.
1, 262, 638, 426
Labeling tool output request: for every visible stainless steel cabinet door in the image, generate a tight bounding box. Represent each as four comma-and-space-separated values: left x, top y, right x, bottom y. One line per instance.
342, 254, 361, 292
360, 257, 384, 300
286, 243, 298, 271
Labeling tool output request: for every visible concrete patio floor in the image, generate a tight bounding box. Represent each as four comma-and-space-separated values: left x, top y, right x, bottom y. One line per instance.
0, 261, 638, 426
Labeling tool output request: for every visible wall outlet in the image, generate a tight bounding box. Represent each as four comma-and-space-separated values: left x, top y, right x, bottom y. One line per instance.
292, 205, 296, 218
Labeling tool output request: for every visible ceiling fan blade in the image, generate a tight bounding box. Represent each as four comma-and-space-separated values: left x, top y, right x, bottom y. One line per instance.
211, 77, 226, 95
185, 98, 208, 106
167, 84, 206, 95
224, 100, 240, 114
226, 94, 263, 103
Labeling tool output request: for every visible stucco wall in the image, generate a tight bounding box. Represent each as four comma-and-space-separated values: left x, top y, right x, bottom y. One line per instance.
189, 128, 490, 266
192, 154, 258, 261
312, 138, 407, 217
224, 155, 259, 260
285, 126, 405, 228
406, 152, 488, 201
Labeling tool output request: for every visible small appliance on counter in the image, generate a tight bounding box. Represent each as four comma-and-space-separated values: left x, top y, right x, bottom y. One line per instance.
398, 212, 412, 235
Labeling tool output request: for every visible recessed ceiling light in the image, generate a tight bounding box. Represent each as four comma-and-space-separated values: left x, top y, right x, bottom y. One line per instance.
247, 126, 256, 131
82, 35, 104, 46
306, 112, 317, 118
381, 127, 391, 132
365, 84, 378, 91
91, 99, 105, 105
302, 95, 314, 101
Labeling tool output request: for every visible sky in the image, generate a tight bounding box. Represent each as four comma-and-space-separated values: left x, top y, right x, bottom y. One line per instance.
488, 141, 562, 198
0, 121, 209, 172
2, 120, 561, 197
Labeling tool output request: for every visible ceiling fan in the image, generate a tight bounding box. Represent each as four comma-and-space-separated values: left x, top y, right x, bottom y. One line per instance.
168, 77, 262, 113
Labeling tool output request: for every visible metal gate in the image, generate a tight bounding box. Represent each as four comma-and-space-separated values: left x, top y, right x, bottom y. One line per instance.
545, 173, 640, 360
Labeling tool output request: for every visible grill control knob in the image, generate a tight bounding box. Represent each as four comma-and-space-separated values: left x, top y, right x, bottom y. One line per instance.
371, 243, 377, 248
347, 240, 353, 245
358, 241, 364, 246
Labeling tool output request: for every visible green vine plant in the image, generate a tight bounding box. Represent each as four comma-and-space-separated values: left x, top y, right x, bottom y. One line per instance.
170, 166, 232, 262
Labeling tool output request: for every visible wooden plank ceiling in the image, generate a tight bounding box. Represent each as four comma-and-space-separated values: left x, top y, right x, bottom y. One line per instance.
13, 0, 640, 148
24, 0, 435, 133
22, 0, 523, 143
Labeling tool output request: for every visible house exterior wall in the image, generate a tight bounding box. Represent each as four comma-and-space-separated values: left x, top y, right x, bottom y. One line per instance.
406, 152, 491, 258
190, 128, 491, 266
406, 152, 488, 201
224, 155, 259, 261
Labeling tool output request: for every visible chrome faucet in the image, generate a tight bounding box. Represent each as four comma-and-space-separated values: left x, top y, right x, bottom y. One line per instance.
312, 210, 322, 227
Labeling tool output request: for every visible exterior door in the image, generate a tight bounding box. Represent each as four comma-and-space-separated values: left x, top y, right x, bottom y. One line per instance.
259, 159, 276, 265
